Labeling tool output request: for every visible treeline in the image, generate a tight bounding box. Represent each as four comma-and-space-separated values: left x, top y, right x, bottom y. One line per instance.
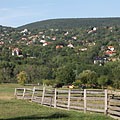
0, 45, 120, 89
18, 18, 120, 30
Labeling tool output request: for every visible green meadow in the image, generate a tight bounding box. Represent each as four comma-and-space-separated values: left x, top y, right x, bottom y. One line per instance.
0, 84, 114, 120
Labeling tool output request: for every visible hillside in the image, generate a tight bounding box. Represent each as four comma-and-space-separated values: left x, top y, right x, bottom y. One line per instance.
1, 17, 120, 89
18, 18, 120, 30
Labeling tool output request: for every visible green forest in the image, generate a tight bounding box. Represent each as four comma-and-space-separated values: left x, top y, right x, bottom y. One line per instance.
1, 18, 120, 89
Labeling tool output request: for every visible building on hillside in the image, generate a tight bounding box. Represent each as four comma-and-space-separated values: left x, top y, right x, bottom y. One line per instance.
12, 48, 22, 56
56, 45, 63, 49
105, 51, 116, 56
72, 36, 77, 40
26, 41, 33, 45
79, 48, 88, 51
43, 42, 48, 46
108, 46, 114, 51
40, 40, 46, 43
20, 29, 28, 33
93, 56, 108, 66
67, 43, 74, 48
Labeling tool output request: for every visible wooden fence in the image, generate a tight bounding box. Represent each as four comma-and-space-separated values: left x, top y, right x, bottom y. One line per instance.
14, 87, 120, 120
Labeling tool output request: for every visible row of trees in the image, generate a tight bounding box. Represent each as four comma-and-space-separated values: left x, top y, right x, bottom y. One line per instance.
1, 59, 120, 89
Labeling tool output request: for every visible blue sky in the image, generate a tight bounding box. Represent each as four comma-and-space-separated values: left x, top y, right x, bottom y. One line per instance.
0, 0, 120, 27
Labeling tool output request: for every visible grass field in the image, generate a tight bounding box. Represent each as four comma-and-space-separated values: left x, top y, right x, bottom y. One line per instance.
0, 84, 114, 120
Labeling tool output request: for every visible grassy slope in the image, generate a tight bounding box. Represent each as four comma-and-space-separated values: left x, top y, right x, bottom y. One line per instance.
0, 84, 114, 120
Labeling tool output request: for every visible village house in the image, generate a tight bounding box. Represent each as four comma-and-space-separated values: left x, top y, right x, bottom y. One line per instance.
88, 27, 98, 34
79, 48, 88, 51
56, 45, 63, 49
12, 47, 22, 56
26, 41, 33, 45
40, 40, 46, 43
67, 43, 74, 48
64, 31, 69, 36
105, 51, 116, 56
52, 37, 56, 41
43, 42, 48, 46
20, 29, 28, 33
0, 41, 4, 45
21, 38, 27, 40
93, 56, 108, 66
108, 46, 114, 51
105, 46, 116, 56
72, 36, 77, 40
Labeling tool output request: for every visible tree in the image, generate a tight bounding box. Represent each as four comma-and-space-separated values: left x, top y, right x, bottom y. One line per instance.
79, 70, 98, 87
56, 65, 76, 84
112, 66, 120, 89
17, 71, 28, 85
98, 75, 109, 89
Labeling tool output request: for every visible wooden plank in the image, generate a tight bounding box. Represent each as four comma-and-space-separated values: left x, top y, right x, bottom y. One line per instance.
87, 91, 104, 94
87, 107, 104, 113
87, 103, 104, 108
108, 105, 120, 111
70, 96, 83, 99
56, 89, 68, 93
16, 93, 24, 96
70, 102, 84, 106
45, 89, 55, 92
33, 96, 42, 99
57, 95, 68, 98
57, 100, 68, 104
24, 92, 33, 95
108, 109, 120, 116
109, 114, 120, 120
87, 97, 104, 101
108, 90, 120, 95
34, 92, 43, 95
25, 88, 33, 91
109, 99, 120, 104
34, 88, 43, 91
70, 106, 84, 110
71, 90, 84, 94
57, 104, 67, 108
44, 94, 54, 97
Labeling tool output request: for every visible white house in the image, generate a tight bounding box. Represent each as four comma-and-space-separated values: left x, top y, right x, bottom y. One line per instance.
68, 43, 74, 48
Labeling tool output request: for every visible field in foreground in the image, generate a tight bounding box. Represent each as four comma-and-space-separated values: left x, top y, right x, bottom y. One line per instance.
0, 84, 114, 120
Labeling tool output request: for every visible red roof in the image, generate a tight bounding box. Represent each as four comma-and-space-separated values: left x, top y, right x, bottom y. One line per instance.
106, 51, 116, 54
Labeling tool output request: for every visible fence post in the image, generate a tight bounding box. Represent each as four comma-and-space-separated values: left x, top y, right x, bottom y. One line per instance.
41, 87, 45, 105
23, 88, 26, 99
68, 89, 71, 110
14, 88, 17, 98
84, 89, 87, 113
104, 89, 108, 115
54, 88, 57, 108
31, 87, 35, 101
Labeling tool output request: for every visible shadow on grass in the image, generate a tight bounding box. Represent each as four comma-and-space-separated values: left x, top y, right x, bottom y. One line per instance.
4, 113, 69, 120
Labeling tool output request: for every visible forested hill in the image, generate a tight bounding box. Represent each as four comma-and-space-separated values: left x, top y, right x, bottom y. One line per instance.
18, 18, 120, 30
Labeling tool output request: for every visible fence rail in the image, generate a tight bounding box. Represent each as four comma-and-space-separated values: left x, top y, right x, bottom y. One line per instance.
15, 87, 120, 120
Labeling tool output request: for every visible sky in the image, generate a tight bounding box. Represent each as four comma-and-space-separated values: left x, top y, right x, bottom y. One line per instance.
0, 0, 120, 27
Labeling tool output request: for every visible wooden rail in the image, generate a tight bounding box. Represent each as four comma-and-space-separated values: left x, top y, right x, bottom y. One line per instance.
15, 87, 120, 120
